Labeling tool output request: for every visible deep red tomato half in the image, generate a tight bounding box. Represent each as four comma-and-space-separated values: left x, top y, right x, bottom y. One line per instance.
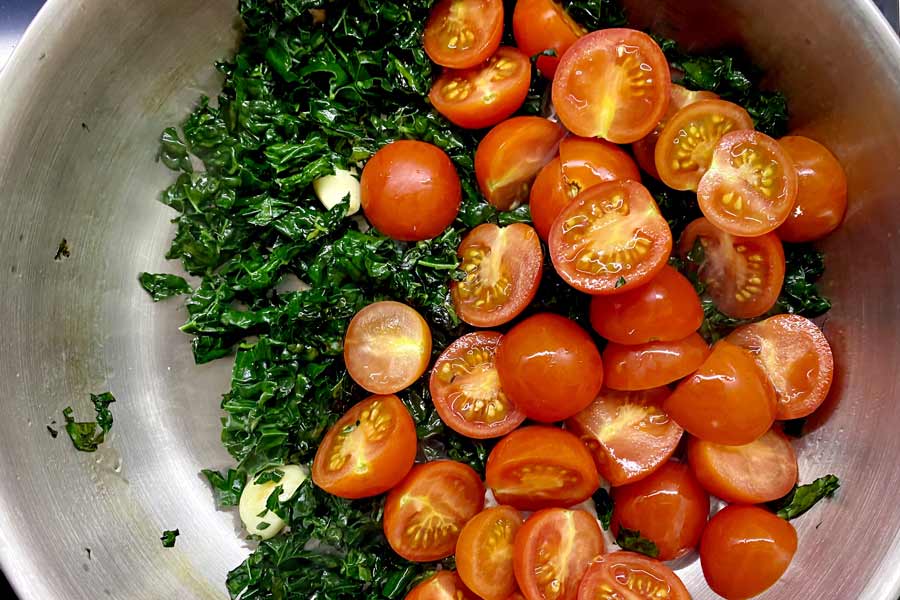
512, 0, 586, 77
603, 333, 711, 391
406, 570, 480, 600
577, 552, 691, 600
423, 0, 504, 69
456, 506, 524, 600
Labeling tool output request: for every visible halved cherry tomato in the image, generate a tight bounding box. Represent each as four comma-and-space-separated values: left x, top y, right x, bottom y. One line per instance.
700, 506, 798, 600
496, 313, 604, 422
361, 140, 461, 241
632, 84, 719, 180
486, 426, 600, 510
456, 506, 525, 600
506, 594, 526, 600
548, 180, 673, 295
688, 427, 798, 504
530, 137, 641, 241
698, 130, 799, 236
512, 0, 586, 78
430, 47, 531, 130
423, 0, 504, 69
384, 460, 485, 562
451, 223, 543, 327
603, 333, 710, 391
664, 340, 776, 446
655, 100, 754, 191
776, 136, 848, 242
552, 29, 671, 144
514, 508, 605, 600
679, 217, 785, 319
430, 331, 526, 439
577, 552, 691, 600
312, 394, 417, 499
344, 301, 432, 394
726, 314, 834, 419
475, 117, 566, 210
611, 461, 709, 561
589, 265, 703, 345
566, 387, 683, 487
406, 570, 480, 600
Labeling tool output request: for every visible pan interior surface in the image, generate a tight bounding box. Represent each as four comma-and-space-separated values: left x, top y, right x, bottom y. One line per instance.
0, 0, 898, 598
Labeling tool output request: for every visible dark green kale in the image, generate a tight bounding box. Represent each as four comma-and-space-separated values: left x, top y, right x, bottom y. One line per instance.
201, 468, 246, 508
562, 0, 626, 31
593, 488, 614, 530
615, 527, 659, 558
771, 475, 841, 520
160, 529, 180, 548
139, 272, 193, 301
62, 392, 116, 453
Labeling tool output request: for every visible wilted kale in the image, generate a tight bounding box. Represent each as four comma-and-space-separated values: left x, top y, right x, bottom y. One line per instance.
771, 475, 841, 520
160, 529, 180, 548
62, 392, 116, 452
593, 488, 614, 530
616, 527, 660, 558
139, 272, 193, 301
562, 0, 626, 31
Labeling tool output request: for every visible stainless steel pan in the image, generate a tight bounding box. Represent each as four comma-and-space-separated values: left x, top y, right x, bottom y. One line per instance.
0, 1, 898, 598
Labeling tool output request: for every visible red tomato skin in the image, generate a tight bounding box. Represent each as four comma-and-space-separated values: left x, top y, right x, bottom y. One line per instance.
361, 141, 461, 241
495, 313, 604, 422
530, 157, 569, 241
405, 570, 481, 600
776, 136, 848, 242
512, 0, 585, 77
700, 506, 798, 600
602, 333, 711, 391
423, 0, 504, 69
664, 341, 777, 446
611, 461, 710, 561
589, 265, 703, 345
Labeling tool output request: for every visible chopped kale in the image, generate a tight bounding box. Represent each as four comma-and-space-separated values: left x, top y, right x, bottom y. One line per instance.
616, 527, 660, 558
772, 475, 841, 520
62, 392, 116, 452
161, 529, 180, 548
139, 272, 193, 301
593, 488, 614, 530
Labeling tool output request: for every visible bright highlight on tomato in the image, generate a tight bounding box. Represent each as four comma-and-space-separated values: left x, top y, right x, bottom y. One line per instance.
566, 387, 683, 487
679, 217, 785, 319
496, 313, 604, 422
423, 0, 504, 69
451, 223, 543, 327
552, 28, 671, 144
726, 314, 834, 419
776, 135, 848, 242
664, 340, 777, 446
312, 394, 417, 499
654, 99, 754, 191
700, 506, 798, 600
456, 506, 524, 600
512, 0, 586, 77
361, 140, 461, 241
384, 460, 485, 562
577, 552, 691, 600
344, 301, 432, 394
486, 426, 600, 510
430, 331, 526, 439
698, 130, 798, 236
603, 332, 711, 391
548, 180, 673, 295
514, 508, 604, 600
612, 461, 710, 561
430, 46, 531, 129
475, 116, 566, 210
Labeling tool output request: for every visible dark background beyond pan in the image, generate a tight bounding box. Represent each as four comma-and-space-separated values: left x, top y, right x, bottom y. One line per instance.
0, 0, 898, 598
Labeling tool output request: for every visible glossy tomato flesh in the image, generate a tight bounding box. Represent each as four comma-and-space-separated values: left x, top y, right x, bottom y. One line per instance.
566, 386, 683, 487
552, 28, 671, 144
476, 116, 566, 210
312, 394, 417, 499
603, 333, 711, 391
514, 508, 605, 600
700, 506, 798, 600
577, 551, 691, 600
726, 314, 834, 419
548, 180, 673, 295
486, 426, 600, 511
496, 313, 603, 422
679, 217, 785, 319
430, 331, 526, 439
406, 570, 480, 600
698, 130, 799, 237
589, 265, 703, 345
451, 223, 543, 327
688, 427, 798, 504
611, 461, 710, 561
430, 46, 531, 129
512, 0, 585, 77
664, 340, 776, 446
423, 0, 504, 69
456, 505, 524, 600
361, 140, 461, 241
384, 460, 485, 562
776, 135, 848, 242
